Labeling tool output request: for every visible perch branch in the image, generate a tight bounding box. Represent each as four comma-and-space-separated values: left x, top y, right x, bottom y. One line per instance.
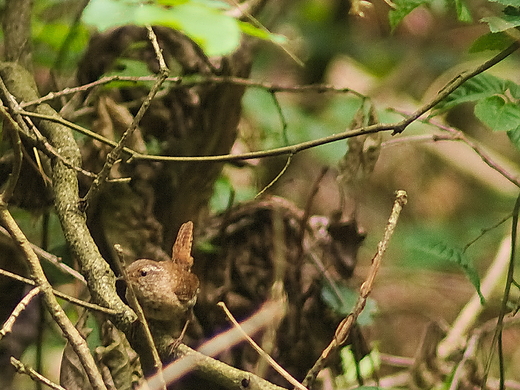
303, 190, 408, 388
144, 301, 287, 390
2, 0, 32, 69
218, 302, 305, 390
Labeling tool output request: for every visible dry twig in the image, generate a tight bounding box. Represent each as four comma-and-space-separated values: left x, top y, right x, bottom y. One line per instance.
303, 190, 408, 388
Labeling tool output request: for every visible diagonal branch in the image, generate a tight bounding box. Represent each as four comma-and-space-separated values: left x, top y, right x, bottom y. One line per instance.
303, 190, 408, 388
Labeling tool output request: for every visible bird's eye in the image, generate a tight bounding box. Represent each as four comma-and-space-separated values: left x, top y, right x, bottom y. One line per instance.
140, 270, 148, 277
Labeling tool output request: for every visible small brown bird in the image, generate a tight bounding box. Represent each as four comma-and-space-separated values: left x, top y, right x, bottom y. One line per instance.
125, 221, 199, 326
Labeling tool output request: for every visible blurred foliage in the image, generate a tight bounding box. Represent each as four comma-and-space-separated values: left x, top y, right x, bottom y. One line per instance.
82, 0, 286, 56
3, 0, 520, 387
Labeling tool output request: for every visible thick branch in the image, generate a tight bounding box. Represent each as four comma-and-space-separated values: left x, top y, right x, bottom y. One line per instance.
2, 0, 33, 69
0, 62, 136, 327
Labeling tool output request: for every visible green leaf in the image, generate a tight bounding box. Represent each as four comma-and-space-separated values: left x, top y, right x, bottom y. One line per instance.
136, 3, 241, 56
389, 0, 430, 30
434, 73, 508, 113
481, 14, 520, 32
454, 0, 472, 22
469, 32, 516, 52
83, 0, 139, 31
507, 80, 520, 99
422, 243, 485, 304
488, 0, 520, 6
83, 0, 241, 56
340, 348, 381, 385
507, 126, 520, 150
321, 281, 377, 326
474, 95, 520, 132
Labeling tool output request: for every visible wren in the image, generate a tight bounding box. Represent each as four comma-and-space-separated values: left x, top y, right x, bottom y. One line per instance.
125, 221, 200, 327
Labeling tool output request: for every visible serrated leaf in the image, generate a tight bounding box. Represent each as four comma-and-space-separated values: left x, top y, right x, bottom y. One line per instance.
422, 243, 485, 304
434, 73, 508, 113
389, 0, 429, 30
507, 126, 520, 150
469, 32, 516, 52
474, 95, 520, 132
481, 14, 520, 32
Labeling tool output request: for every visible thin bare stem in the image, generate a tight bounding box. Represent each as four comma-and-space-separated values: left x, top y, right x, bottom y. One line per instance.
218, 302, 305, 390
80, 26, 170, 211
20, 76, 361, 108
303, 190, 408, 388
0, 268, 118, 315
255, 154, 292, 198
0, 225, 86, 283
483, 193, 520, 390
11, 357, 66, 390
0, 287, 40, 340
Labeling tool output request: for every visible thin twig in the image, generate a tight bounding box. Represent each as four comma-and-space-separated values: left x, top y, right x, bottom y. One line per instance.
0, 287, 40, 339
0, 268, 118, 315
20, 75, 361, 108
10, 357, 66, 390
16, 42, 520, 168
1, 95, 96, 179
392, 42, 520, 134
0, 207, 108, 390
80, 26, 170, 211
448, 332, 480, 390
0, 225, 86, 283
483, 193, 520, 390
255, 154, 292, 198
302, 190, 408, 388
218, 302, 306, 390
425, 119, 520, 188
